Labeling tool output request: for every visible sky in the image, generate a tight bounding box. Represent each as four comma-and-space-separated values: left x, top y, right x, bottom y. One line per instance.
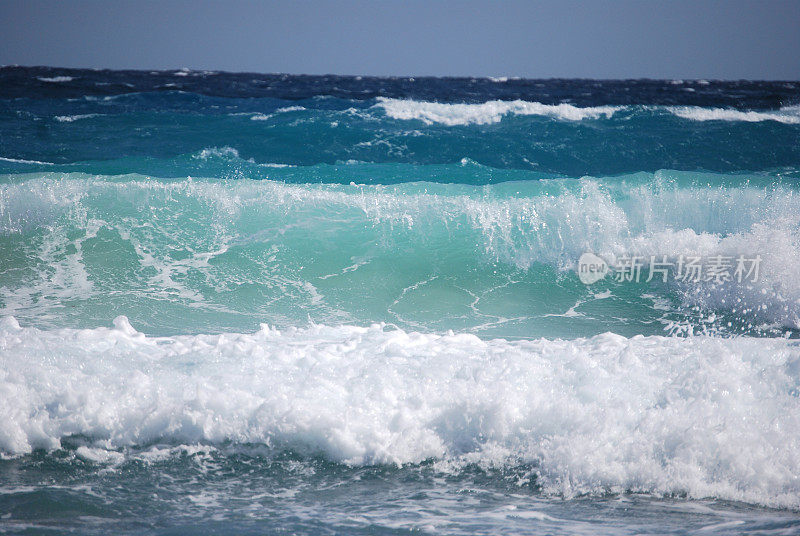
1, 0, 798, 79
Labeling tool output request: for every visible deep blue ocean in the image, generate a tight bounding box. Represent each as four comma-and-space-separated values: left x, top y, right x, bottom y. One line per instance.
1, 66, 800, 534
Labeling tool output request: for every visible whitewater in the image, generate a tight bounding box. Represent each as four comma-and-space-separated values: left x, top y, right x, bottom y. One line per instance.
3, 316, 800, 507
1, 68, 799, 535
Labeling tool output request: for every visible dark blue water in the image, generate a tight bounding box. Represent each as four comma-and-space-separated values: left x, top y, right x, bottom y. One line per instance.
1, 67, 798, 178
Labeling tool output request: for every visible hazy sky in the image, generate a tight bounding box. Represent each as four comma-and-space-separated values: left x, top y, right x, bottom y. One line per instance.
1, 0, 798, 79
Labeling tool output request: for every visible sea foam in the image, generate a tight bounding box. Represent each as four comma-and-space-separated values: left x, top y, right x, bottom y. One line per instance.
667, 105, 800, 124
54, 114, 102, 123
374, 98, 622, 125
1, 317, 799, 507
36, 76, 75, 83
373, 98, 800, 126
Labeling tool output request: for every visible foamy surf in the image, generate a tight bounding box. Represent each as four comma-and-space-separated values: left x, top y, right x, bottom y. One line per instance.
1, 316, 799, 508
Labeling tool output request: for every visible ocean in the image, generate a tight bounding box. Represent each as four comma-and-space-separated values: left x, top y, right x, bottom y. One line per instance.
1, 66, 799, 534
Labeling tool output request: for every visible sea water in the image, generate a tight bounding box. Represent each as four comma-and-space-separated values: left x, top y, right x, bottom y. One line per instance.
1, 67, 799, 534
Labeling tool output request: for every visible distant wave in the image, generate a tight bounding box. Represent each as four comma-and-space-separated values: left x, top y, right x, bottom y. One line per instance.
193, 146, 241, 160
276, 105, 306, 113
247, 106, 306, 121
374, 98, 800, 126
374, 97, 623, 125
667, 105, 800, 124
0, 156, 54, 165
487, 76, 521, 83
54, 113, 102, 123
37, 76, 75, 83
190, 146, 293, 168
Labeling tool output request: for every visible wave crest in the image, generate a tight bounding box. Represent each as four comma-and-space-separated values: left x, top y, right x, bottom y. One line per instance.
668, 105, 800, 124
1, 171, 799, 332
374, 97, 622, 125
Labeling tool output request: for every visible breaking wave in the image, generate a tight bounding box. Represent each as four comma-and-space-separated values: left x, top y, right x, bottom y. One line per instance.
374, 97, 623, 125
1, 317, 799, 508
668, 105, 800, 124
0, 170, 798, 334
374, 98, 800, 126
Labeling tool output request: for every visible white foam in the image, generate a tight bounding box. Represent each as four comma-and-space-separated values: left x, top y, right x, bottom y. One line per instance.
621, 222, 800, 330
54, 114, 102, 123
375, 98, 800, 125
668, 105, 800, 124
1, 318, 799, 508
374, 98, 623, 125
0, 156, 53, 165
247, 106, 305, 122
37, 76, 74, 83
258, 162, 294, 168
276, 106, 306, 113
194, 146, 240, 159
469, 178, 800, 329
75, 446, 125, 464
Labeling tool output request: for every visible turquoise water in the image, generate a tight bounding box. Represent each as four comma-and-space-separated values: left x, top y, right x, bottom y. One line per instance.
2, 169, 799, 339
1, 69, 800, 534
